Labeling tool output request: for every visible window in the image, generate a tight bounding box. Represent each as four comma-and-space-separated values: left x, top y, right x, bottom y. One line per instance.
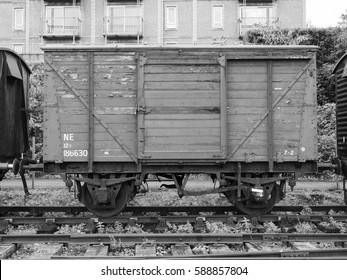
14, 45, 23, 54
45, 6, 80, 35
14, 8, 24, 30
240, 6, 274, 26
107, 5, 142, 35
239, 6, 276, 34
212, 5, 224, 29
165, 6, 177, 29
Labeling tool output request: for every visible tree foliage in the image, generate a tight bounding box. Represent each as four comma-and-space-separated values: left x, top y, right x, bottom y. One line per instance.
317, 103, 336, 162
338, 9, 347, 28
28, 63, 44, 160
243, 26, 347, 105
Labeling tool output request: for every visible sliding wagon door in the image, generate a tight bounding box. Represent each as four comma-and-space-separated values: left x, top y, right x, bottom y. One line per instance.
137, 53, 227, 160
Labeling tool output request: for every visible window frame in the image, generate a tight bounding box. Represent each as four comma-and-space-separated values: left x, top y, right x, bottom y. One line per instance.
107, 5, 143, 34
239, 5, 275, 34
14, 8, 24, 31
239, 5, 274, 24
212, 4, 224, 30
165, 5, 178, 30
45, 6, 80, 35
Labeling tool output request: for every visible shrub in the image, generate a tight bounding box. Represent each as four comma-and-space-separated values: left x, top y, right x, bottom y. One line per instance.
317, 103, 336, 162
28, 63, 44, 160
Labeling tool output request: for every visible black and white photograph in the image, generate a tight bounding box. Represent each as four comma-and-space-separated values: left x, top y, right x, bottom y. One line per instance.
1, 0, 347, 279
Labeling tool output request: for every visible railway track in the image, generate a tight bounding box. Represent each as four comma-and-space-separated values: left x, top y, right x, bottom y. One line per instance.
1, 208, 347, 259
1, 205, 347, 216
1, 213, 347, 228
1, 233, 347, 259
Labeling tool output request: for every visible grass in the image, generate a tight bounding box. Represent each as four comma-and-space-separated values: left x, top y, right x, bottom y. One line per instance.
0, 188, 82, 207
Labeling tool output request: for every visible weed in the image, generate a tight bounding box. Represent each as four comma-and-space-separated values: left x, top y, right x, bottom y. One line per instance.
206, 221, 236, 233
236, 218, 253, 233
124, 223, 145, 234
294, 222, 317, 233
264, 221, 281, 233
55, 224, 85, 234
300, 205, 313, 215
192, 245, 209, 255
167, 222, 194, 233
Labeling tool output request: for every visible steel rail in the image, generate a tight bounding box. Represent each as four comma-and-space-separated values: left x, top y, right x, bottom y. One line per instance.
1, 205, 346, 215
1, 214, 347, 226
1, 233, 347, 244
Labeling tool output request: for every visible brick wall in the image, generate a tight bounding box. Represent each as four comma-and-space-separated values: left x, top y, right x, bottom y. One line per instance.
0, 0, 307, 63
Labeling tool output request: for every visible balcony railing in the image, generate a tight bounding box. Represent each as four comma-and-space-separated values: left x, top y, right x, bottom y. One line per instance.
239, 16, 279, 34
104, 16, 143, 37
40, 17, 81, 37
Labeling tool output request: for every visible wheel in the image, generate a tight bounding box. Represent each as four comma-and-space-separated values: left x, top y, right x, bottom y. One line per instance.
81, 181, 132, 217
224, 183, 280, 216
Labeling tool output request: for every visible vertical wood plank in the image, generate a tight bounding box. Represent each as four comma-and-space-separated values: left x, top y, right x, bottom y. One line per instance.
219, 55, 227, 158
88, 52, 94, 172
299, 57, 317, 162
267, 60, 274, 171
43, 54, 63, 162
137, 53, 147, 158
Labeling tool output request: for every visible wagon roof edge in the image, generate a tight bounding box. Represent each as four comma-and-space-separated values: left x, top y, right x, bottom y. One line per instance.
333, 52, 347, 74
0, 47, 31, 74
41, 44, 319, 52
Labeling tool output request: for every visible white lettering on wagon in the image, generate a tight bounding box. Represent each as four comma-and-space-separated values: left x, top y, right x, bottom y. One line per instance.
63, 133, 74, 141
62, 133, 88, 158
63, 133, 74, 149
284, 150, 295, 156
64, 150, 88, 157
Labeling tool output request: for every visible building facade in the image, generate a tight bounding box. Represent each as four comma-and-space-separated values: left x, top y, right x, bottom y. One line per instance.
0, 0, 306, 63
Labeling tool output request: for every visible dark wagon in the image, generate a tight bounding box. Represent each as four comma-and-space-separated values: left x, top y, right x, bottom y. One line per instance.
333, 52, 347, 203
43, 45, 318, 217
0, 48, 30, 183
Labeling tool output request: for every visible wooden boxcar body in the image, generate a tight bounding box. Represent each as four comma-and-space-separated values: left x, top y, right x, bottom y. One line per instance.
333, 53, 347, 168
43, 46, 318, 216
333, 52, 347, 204
0, 48, 30, 180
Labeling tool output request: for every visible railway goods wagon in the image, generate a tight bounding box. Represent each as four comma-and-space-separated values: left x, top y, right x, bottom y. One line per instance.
0, 48, 30, 182
333, 52, 347, 203
43, 45, 318, 217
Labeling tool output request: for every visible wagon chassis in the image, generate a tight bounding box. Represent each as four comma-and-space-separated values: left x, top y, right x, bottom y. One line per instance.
58, 160, 314, 217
